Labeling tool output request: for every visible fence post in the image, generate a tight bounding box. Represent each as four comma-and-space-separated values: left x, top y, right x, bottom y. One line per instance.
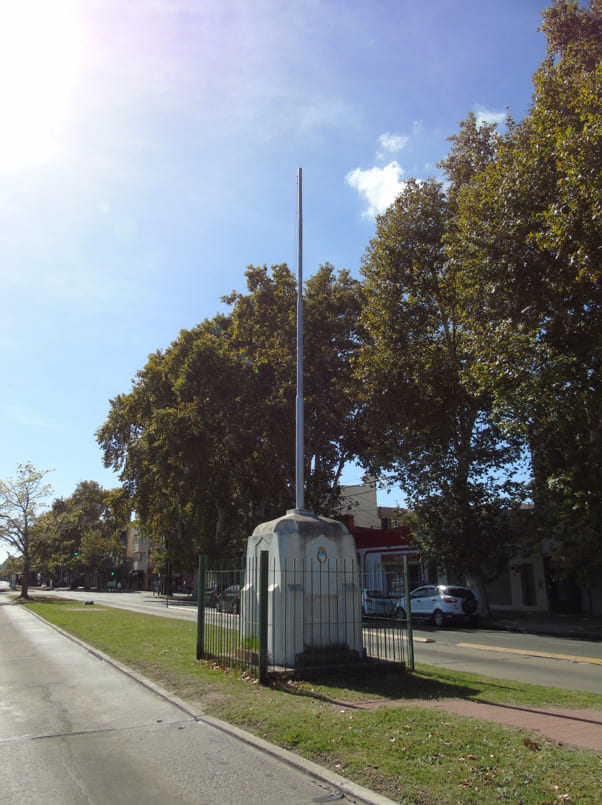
259, 550, 269, 684
403, 556, 414, 671
196, 555, 207, 661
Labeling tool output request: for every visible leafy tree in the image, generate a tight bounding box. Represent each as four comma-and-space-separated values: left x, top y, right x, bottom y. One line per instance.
34, 482, 129, 587
452, 0, 602, 583
224, 263, 365, 513
98, 317, 268, 563
78, 527, 127, 588
0, 463, 53, 599
97, 263, 364, 565
357, 164, 526, 603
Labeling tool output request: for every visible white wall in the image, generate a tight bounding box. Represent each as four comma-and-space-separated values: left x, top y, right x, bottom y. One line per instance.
339, 478, 379, 528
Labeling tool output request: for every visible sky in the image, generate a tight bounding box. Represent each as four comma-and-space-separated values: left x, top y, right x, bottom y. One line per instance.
1, 0, 551, 562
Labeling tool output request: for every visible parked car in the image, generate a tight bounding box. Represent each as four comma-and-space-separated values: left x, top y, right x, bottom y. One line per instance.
408, 585, 479, 627
385, 589, 407, 619
204, 585, 222, 608
216, 584, 241, 614
392, 599, 407, 619
361, 589, 396, 617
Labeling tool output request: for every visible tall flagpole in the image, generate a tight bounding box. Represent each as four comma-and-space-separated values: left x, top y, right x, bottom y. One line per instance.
296, 168, 304, 511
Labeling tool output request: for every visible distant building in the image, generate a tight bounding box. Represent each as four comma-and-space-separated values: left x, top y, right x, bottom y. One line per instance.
339, 482, 602, 615
125, 525, 151, 590
338, 478, 421, 594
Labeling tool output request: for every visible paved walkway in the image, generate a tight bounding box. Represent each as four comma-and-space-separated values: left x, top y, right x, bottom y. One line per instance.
330, 697, 602, 752
417, 700, 602, 752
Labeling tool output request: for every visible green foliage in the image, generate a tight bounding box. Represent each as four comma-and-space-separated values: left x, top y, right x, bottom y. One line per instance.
452, 0, 602, 583
226, 263, 365, 513
359, 1, 601, 588
97, 264, 364, 565
358, 171, 526, 586
33, 481, 128, 587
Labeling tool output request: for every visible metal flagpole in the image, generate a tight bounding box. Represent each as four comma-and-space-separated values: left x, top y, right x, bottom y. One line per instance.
296, 168, 304, 511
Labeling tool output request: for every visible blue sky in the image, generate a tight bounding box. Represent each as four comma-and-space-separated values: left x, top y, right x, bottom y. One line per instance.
1, 0, 550, 560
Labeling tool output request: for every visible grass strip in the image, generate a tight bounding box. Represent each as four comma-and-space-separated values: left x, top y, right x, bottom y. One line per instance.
25, 598, 602, 805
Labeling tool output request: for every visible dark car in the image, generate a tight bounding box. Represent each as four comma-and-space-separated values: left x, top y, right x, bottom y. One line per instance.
216, 584, 240, 614
204, 585, 222, 608
361, 589, 396, 617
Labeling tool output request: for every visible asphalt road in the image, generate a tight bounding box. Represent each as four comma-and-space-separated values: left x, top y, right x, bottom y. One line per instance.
0, 601, 392, 805
411, 625, 602, 694
30, 590, 602, 695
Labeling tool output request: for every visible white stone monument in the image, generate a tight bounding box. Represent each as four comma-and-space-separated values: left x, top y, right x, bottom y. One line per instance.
242, 508, 363, 668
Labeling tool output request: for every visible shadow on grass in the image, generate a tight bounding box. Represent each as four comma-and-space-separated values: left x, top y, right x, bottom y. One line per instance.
269, 668, 480, 706
23, 596, 73, 605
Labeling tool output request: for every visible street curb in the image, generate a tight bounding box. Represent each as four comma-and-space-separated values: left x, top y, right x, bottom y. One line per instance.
456, 641, 602, 666
199, 715, 399, 805
21, 605, 398, 805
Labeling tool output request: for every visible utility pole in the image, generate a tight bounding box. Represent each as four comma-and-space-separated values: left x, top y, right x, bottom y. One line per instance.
295, 167, 305, 512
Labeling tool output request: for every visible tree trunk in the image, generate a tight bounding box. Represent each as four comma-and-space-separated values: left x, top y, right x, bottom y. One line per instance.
20, 554, 31, 600
466, 574, 490, 620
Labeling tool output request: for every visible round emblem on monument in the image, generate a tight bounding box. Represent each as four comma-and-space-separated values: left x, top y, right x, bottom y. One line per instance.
317, 546, 327, 563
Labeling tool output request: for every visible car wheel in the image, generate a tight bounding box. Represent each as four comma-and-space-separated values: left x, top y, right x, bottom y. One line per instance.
433, 609, 445, 628
395, 606, 406, 620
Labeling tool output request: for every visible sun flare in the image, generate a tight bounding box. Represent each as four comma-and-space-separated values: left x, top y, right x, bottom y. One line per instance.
0, 0, 84, 170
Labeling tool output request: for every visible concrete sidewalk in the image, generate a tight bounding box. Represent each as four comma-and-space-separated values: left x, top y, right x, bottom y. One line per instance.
1, 601, 398, 805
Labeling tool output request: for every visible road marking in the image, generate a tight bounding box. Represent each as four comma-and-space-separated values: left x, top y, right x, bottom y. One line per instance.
457, 642, 602, 666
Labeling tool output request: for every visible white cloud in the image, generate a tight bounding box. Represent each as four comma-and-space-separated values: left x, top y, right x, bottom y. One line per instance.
474, 105, 506, 128
377, 132, 409, 155
345, 161, 406, 218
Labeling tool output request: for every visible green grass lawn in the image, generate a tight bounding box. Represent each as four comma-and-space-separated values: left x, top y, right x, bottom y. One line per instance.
24, 598, 602, 805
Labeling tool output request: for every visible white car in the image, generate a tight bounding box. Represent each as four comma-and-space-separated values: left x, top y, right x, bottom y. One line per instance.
408, 585, 480, 627
361, 589, 396, 617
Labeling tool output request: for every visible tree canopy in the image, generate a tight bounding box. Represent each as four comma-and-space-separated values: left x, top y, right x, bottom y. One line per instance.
97, 264, 364, 564
451, 0, 602, 583
356, 0, 601, 590
33, 481, 129, 588
357, 170, 526, 593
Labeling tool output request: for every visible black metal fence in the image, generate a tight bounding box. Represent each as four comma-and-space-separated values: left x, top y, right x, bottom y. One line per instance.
196, 554, 412, 681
